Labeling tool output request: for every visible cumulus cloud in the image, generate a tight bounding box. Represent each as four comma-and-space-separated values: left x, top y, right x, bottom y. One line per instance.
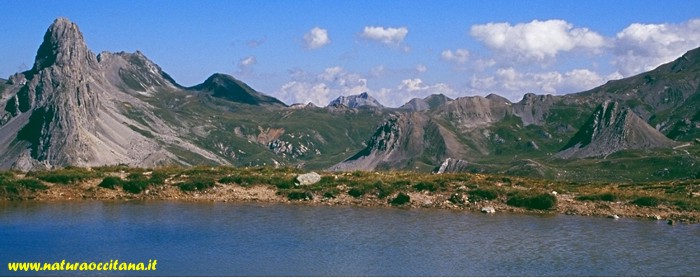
278, 66, 369, 106
303, 27, 331, 49
441, 48, 470, 64
276, 66, 458, 107
470, 19, 605, 61
360, 26, 408, 45
469, 67, 607, 100
613, 19, 700, 76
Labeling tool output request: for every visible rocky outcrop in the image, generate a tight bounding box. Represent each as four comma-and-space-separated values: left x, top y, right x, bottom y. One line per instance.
557, 101, 676, 158
328, 92, 383, 108
330, 112, 466, 171
432, 95, 512, 130
400, 94, 452, 111
435, 158, 470, 174
0, 18, 227, 170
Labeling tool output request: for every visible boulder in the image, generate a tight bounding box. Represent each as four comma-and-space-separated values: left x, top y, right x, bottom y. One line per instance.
481, 206, 496, 213
296, 172, 321, 185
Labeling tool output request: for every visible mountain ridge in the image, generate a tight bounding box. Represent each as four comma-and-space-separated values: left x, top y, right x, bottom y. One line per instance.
1, 18, 699, 182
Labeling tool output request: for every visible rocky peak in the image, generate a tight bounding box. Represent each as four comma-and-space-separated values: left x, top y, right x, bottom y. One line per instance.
328, 92, 383, 108
32, 18, 97, 72
557, 101, 676, 158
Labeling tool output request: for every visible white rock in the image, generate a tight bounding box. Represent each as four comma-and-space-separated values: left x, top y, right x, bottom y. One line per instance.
481, 206, 496, 213
296, 172, 322, 185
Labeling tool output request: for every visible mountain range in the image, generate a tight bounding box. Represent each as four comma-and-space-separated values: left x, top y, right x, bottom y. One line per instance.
1, 18, 699, 182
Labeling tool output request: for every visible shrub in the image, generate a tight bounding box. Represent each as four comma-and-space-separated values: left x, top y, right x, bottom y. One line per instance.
98, 176, 122, 189
413, 181, 437, 192
30, 168, 98, 184
507, 193, 557, 210
348, 187, 364, 198
126, 172, 145, 180
122, 179, 150, 194
288, 191, 313, 201
271, 176, 297, 189
323, 191, 336, 199
218, 175, 242, 185
391, 180, 412, 187
374, 181, 395, 199
178, 178, 216, 192
148, 171, 168, 185
390, 192, 411, 206
469, 189, 499, 201
576, 193, 618, 202
632, 196, 660, 207
15, 179, 48, 190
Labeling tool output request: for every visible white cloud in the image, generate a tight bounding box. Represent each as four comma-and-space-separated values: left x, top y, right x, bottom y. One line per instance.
613, 19, 700, 76
470, 19, 605, 61
387, 78, 457, 105
276, 66, 458, 107
303, 27, 331, 49
279, 81, 330, 106
399, 78, 428, 92
277, 66, 369, 106
415, 64, 427, 73
236, 56, 257, 75
238, 56, 257, 68
470, 67, 607, 100
441, 48, 470, 64
360, 26, 408, 45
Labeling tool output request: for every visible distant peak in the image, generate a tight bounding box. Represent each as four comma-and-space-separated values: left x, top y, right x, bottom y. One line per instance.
328, 92, 384, 108
33, 17, 94, 71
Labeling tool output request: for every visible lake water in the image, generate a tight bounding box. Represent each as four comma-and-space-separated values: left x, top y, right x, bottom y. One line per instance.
1, 201, 698, 276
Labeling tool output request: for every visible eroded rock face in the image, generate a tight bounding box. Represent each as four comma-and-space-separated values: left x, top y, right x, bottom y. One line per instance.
436, 158, 470, 174
0, 18, 226, 170
558, 101, 677, 159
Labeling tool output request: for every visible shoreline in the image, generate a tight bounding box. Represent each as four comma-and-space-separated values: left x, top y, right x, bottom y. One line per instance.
5, 179, 699, 224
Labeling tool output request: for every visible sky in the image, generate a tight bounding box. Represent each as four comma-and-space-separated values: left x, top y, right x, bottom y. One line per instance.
1, 0, 700, 107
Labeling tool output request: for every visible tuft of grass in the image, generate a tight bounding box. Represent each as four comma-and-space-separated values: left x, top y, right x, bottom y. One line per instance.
389, 192, 411, 206
288, 191, 313, 201
178, 178, 216, 192
14, 178, 48, 190
29, 168, 100, 184
413, 181, 437, 192
632, 196, 660, 207
468, 188, 499, 201
576, 192, 619, 202
507, 192, 557, 210
122, 180, 151, 194
98, 176, 122, 189
348, 187, 364, 198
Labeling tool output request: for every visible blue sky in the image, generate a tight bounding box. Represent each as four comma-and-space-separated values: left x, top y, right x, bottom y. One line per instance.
1, 0, 700, 107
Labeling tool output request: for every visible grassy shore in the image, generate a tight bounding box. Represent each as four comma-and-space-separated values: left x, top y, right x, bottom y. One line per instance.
1, 166, 699, 223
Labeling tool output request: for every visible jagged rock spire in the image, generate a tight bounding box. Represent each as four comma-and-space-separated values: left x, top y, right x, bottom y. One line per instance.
32, 17, 96, 71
